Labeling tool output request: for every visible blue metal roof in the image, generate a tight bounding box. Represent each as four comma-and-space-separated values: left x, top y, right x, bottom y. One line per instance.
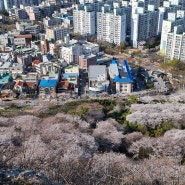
112, 59, 117, 64
39, 79, 57, 87
62, 73, 78, 78
124, 60, 133, 80
114, 60, 133, 83
114, 76, 133, 83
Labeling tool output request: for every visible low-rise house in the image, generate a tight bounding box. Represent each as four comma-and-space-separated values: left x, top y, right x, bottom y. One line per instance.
13, 79, 24, 94
26, 6, 41, 21
16, 54, 32, 68
60, 65, 79, 92
40, 40, 49, 54
62, 73, 78, 85
79, 54, 97, 70
57, 80, 69, 93
81, 41, 99, 55
43, 17, 62, 27
0, 62, 12, 73
0, 15, 5, 23
23, 82, 37, 95
64, 65, 79, 75
34, 60, 61, 75
13, 72, 39, 95
10, 63, 24, 76
88, 65, 109, 96
0, 72, 12, 85
0, 53, 12, 63
14, 34, 33, 46
108, 60, 133, 94
39, 77, 58, 98
13, 37, 26, 46
25, 72, 39, 84
0, 82, 15, 99
0, 34, 10, 46
0, 89, 14, 99
16, 22, 40, 34
32, 60, 41, 68
24, 73, 39, 95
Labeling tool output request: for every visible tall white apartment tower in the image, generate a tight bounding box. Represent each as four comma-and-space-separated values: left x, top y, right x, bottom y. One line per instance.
166, 25, 185, 61
0, 0, 4, 10
97, 6, 126, 45
131, 6, 158, 48
122, 1, 132, 36
73, 4, 95, 36
180, 33, 185, 61
4, 0, 12, 10
157, 7, 166, 35
160, 12, 184, 54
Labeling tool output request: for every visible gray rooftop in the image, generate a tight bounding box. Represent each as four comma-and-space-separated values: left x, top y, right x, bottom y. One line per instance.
89, 65, 107, 80
109, 63, 119, 76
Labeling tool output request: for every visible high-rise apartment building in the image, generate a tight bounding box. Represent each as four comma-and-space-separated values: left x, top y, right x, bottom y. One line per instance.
4, 0, 12, 10
73, 4, 95, 36
157, 7, 166, 35
97, 6, 126, 45
165, 25, 185, 61
131, 6, 158, 48
121, 2, 132, 36
160, 12, 184, 54
3, 0, 43, 10
0, 0, 4, 10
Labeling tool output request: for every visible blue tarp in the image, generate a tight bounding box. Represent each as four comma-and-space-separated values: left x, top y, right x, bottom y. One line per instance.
46, 53, 52, 59
111, 59, 117, 64
39, 79, 57, 87
62, 73, 78, 78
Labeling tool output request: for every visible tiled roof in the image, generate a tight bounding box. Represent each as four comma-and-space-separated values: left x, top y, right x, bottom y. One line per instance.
24, 82, 35, 88
32, 60, 41, 65
15, 80, 23, 86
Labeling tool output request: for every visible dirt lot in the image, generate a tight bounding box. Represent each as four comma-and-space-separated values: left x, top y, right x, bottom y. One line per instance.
115, 51, 161, 71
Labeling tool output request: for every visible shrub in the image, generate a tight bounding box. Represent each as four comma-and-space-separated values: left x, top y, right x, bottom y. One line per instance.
153, 121, 174, 137
138, 146, 153, 159
123, 120, 174, 137
126, 95, 139, 105
124, 122, 148, 134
